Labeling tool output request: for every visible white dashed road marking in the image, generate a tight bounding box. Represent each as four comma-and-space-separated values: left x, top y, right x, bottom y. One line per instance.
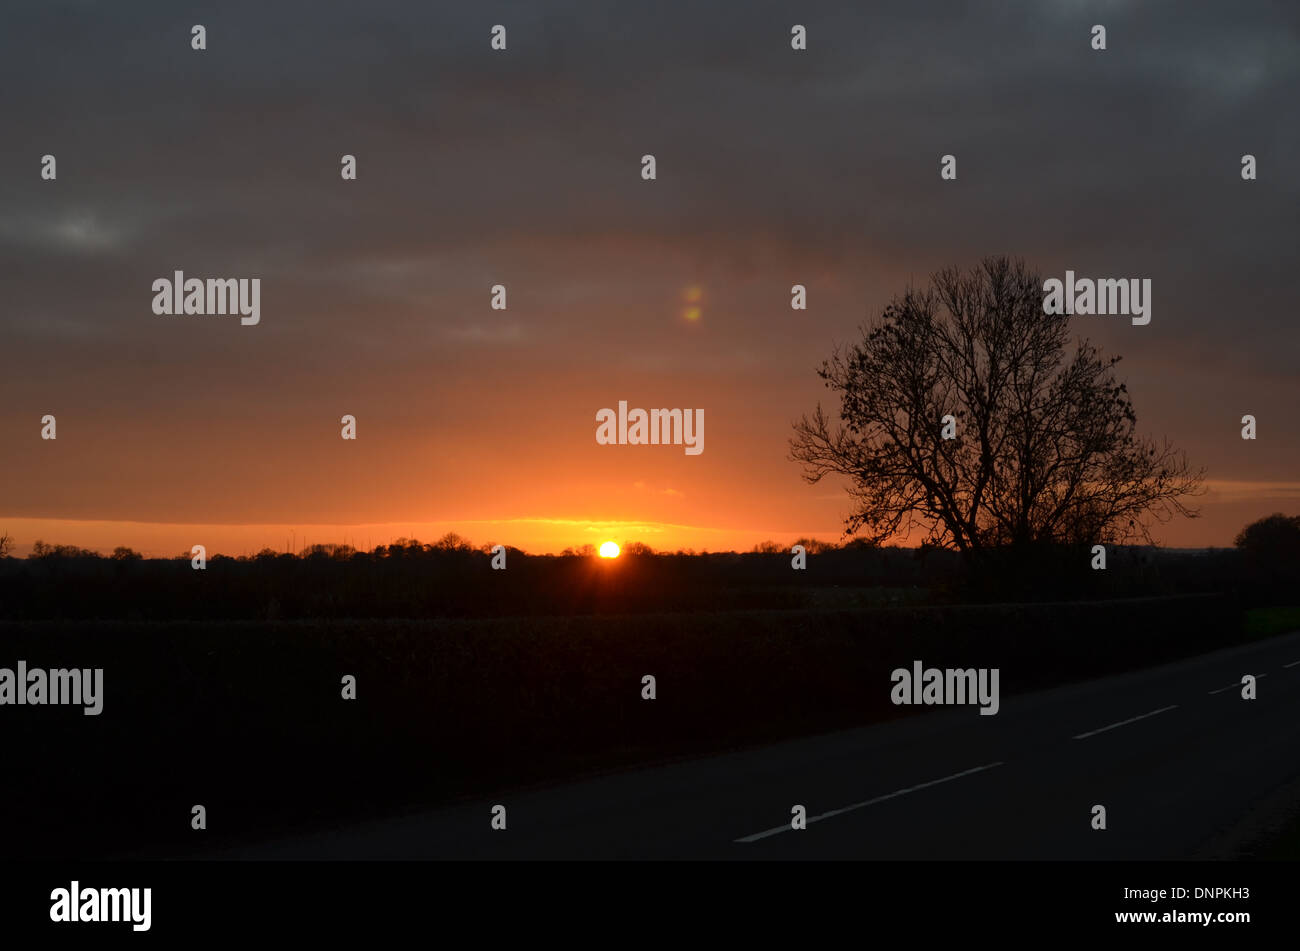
1072, 705, 1179, 740
735, 762, 1005, 843
1208, 673, 1267, 695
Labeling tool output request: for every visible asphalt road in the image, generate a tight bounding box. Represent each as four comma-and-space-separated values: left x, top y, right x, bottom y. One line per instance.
214, 629, 1300, 860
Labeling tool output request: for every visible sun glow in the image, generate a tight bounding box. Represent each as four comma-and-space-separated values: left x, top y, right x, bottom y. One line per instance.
598, 541, 621, 558
681, 284, 703, 322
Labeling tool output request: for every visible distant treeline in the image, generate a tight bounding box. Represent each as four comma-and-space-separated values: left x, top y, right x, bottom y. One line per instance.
0, 533, 1290, 620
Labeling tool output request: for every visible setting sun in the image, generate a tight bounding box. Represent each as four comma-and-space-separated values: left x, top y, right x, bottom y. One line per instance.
598, 541, 621, 558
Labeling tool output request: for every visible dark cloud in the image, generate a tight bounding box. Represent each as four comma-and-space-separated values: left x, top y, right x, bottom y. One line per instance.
1, 1, 1296, 541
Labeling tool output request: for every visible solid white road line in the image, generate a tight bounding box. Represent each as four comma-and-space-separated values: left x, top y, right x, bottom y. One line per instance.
1072, 705, 1179, 740
734, 762, 1005, 843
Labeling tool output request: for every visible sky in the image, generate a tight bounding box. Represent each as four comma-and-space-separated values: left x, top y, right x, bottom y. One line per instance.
2, 0, 1298, 556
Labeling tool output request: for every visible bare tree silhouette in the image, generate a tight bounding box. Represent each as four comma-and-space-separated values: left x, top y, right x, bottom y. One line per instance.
791, 256, 1204, 565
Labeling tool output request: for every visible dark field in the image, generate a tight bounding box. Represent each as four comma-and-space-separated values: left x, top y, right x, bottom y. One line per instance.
1, 590, 1250, 859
